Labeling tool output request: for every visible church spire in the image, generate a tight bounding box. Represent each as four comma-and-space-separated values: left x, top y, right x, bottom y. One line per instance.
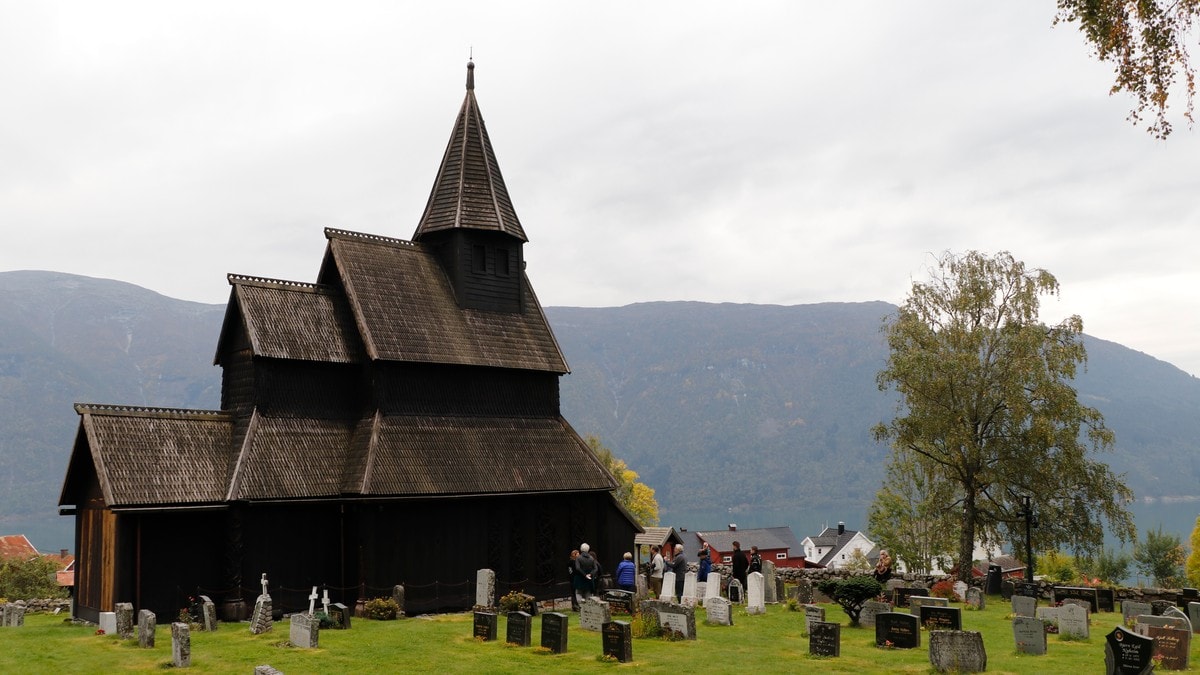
413, 60, 527, 243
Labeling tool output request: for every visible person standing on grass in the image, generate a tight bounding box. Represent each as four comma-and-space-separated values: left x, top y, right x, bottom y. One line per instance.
616, 552, 637, 592
730, 540, 749, 591
649, 545, 665, 597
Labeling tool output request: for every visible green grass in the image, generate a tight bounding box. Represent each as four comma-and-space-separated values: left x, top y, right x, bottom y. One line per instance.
0, 601, 1183, 674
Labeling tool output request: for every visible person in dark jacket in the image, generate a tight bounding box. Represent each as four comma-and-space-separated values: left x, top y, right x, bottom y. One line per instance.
669, 544, 688, 599
568, 549, 581, 610
697, 543, 712, 581
730, 540, 749, 592
615, 552, 637, 592
748, 546, 763, 575
573, 543, 598, 604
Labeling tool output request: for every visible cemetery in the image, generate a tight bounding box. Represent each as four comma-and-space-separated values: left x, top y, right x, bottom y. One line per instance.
6, 573, 1200, 673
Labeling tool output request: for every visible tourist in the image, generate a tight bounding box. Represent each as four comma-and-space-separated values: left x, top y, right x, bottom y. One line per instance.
697, 543, 712, 580
568, 549, 581, 610
670, 543, 688, 598
616, 552, 636, 592
874, 549, 893, 584
649, 545, 665, 597
574, 543, 598, 604
730, 540, 749, 591
748, 545, 762, 575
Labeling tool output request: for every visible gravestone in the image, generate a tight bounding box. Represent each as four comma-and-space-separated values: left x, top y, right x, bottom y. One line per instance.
920, 605, 962, 632
1188, 602, 1200, 633
746, 572, 765, 615
1146, 624, 1189, 670
775, 577, 786, 605
728, 579, 744, 604
859, 600, 891, 628
793, 578, 813, 604
1012, 615, 1047, 656
254, 667, 283, 675
602, 620, 632, 663
965, 587, 986, 610
803, 604, 825, 635
137, 609, 156, 648
885, 578, 907, 592
908, 595, 949, 613
290, 612, 319, 648
1057, 602, 1089, 639
953, 581, 969, 602
876, 612, 920, 648
505, 611, 531, 647
1015, 581, 1040, 598
681, 571, 699, 607
661, 571, 677, 602
1122, 600, 1153, 625
892, 587, 925, 608
115, 602, 134, 639
604, 590, 634, 615
929, 630, 987, 673
171, 622, 191, 668
1011, 595, 1037, 618
705, 596, 733, 626
705, 572, 722, 606
1152, 599, 1176, 615
1098, 588, 1116, 613
657, 603, 697, 640
475, 569, 495, 609
391, 585, 405, 617
762, 560, 777, 603
809, 620, 840, 657
99, 611, 117, 635
540, 612, 568, 653
635, 573, 648, 600
1104, 625, 1154, 674
1036, 606, 1060, 625
199, 595, 217, 632
1054, 586, 1100, 613
330, 602, 351, 629
3, 603, 25, 628
1135, 614, 1189, 632
472, 611, 497, 641
1163, 605, 1192, 633
580, 598, 611, 631
250, 595, 272, 634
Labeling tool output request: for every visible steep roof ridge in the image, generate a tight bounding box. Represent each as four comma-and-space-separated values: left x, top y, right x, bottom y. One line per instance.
74, 403, 228, 420
325, 227, 418, 249
227, 273, 331, 294
413, 61, 527, 242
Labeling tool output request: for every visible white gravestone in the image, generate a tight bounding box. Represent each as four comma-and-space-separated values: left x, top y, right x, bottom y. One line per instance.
662, 571, 677, 603
705, 572, 722, 605
706, 596, 733, 626
681, 572, 699, 607
747, 572, 766, 615
99, 611, 117, 635
476, 569, 496, 608
322, 589, 330, 616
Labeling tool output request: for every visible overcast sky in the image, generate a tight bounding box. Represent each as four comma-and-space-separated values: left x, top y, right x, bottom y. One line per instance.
3, 2, 1198, 376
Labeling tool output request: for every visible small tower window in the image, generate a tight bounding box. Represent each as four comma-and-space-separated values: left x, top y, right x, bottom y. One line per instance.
496, 248, 509, 276
472, 245, 486, 273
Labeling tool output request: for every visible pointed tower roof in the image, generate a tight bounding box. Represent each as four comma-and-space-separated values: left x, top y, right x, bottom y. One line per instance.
413, 61, 528, 243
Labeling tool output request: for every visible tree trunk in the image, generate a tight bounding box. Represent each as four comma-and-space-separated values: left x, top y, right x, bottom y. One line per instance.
958, 490, 976, 583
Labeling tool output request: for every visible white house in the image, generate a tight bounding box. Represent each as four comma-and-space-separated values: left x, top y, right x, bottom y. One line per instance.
801, 522, 878, 569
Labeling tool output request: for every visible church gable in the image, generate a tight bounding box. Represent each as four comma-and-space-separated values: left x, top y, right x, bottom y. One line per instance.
220, 275, 364, 364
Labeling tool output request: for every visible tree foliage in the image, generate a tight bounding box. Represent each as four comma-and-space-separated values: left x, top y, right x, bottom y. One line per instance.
1078, 548, 1132, 586
1056, 0, 1198, 138
586, 435, 660, 527
867, 453, 959, 574
0, 556, 66, 600
815, 576, 883, 626
874, 251, 1135, 582
1188, 516, 1200, 587
1135, 524, 1186, 587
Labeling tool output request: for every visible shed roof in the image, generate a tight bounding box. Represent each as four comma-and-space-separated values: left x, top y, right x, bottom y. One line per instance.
216, 275, 364, 364
0, 534, 38, 560
633, 527, 682, 549
695, 526, 803, 554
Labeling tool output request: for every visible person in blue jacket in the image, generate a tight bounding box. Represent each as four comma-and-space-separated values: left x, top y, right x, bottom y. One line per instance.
615, 552, 637, 592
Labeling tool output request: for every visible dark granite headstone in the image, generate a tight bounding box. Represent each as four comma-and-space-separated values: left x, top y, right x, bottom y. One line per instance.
602, 620, 632, 662
472, 611, 497, 641
891, 587, 925, 608
920, 605, 962, 631
1012, 615, 1047, 656
506, 611, 531, 647
876, 612, 920, 649
1104, 625, 1154, 675
1146, 624, 1189, 670
809, 621, 840, 657
728, 579, 743, 604
330, 602, 351, 630
603, 590, 634, 615
929, 630, 986, 673
541, 612, 568, 653
1015, 581, 1040, 598
1054, 586, 1100, 613
1097, 587, 1115, 613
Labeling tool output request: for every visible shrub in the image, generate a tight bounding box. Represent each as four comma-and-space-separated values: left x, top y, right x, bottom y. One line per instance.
929, 579, 957, 600
499, 590, 536, 614
629, 610, 661, 639
0, 557, 67, 600
364, 597, 400, 620
816, 576, 883, 626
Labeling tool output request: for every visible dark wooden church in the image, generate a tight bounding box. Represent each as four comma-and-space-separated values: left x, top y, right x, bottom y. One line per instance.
58, 61, 641, 623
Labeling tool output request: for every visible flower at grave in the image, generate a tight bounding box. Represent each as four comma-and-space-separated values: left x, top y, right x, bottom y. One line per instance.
880, 639, 895, 649
95, 629, 105, 635
1153, 652, 1165, 667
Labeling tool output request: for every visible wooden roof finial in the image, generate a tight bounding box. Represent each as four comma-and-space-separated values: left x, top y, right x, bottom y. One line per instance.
466, 54, 474, 91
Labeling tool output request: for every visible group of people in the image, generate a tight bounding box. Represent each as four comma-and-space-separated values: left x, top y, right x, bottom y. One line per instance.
569, 544, 640, 609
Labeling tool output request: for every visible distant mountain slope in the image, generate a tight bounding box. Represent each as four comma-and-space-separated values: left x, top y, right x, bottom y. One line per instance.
2, 272, 1198, 549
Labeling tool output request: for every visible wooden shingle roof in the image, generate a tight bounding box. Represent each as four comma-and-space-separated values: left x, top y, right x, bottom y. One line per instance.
218, 275, 364, 364
226, 411, 356, 501
413, 60, 527, 243
65, 405, 231, 508
323, 229, 567, 372
343, 413, 616, 496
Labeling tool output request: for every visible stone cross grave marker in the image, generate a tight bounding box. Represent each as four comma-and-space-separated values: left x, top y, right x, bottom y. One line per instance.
540, 612, 568, 653
809, 621, 840, 657
506, 611, 531, 647
602, 620, 632, 663
171, 622, 191, 668
746, 572, 765, 614
476, 568, 496, 609
290, 612, 319, 648
580, 597, 611, 632
1012, 615, 1046, 656
860, 600, 891, 628
1105, 625, 1154, 674
681, 571, 698, 607
307, 586, 318, 617
1146, 624, 1189, 670
137, 609, 156, 648
472, 611, 497, 641
929, 630, 987, 673
1058, 603, 1089, 639
1011, 594, 1037, 618
260, 573, 270, 600
804, 604, 825, 635
875, 612, 920, 649
322, 589, 330, 617
661, 571, 677, 602
706, 596, 732, 626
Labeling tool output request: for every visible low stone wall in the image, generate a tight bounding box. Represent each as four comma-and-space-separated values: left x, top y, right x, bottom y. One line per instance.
5, 598, 70, 613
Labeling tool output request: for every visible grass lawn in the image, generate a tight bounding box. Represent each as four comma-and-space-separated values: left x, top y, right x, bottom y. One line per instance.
0, 599, 1186, 673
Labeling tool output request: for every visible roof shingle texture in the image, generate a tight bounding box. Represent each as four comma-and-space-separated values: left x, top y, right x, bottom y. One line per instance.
231, 278, 363, 363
